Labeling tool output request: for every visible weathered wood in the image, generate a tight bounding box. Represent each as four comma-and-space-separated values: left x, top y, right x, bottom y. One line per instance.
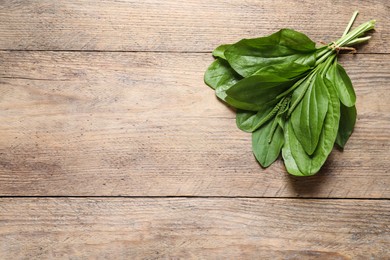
0, 51, 389, 197
1, 2, 388, 259
0, 198, 389, 259
0, 0, 387, 52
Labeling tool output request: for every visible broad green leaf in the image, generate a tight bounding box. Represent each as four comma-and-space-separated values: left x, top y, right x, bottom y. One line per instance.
204, 58, 241, 90
291, 73, 329, 155
287, 73, 314, 114
252, 118, 285, 167
212, 44, 231, 60
236, 106, 275, 133
288, 78, 340, 176
252, 62, 311, 79
225, 75, 292, 111
282, 125, 305, 176
276, 29, 317, 51
327, 61, 356, 107
336, 104, 357, 148
236, 110, 257, 131
224, 29, 316, 77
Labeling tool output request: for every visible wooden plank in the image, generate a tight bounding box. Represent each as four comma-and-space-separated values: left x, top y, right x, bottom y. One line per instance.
0, 0, 387, 52
0, 51, 389, 197
0, 198, 389, 259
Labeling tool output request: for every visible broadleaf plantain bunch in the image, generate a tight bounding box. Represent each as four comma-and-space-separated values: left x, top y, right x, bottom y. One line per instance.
204, 11, 375, 176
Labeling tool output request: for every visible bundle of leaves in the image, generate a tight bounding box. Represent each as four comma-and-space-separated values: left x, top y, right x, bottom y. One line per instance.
204, 12, 375, 176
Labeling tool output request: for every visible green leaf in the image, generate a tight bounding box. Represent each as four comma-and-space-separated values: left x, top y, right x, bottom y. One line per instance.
225, 74, 292, 111
224, 29, 316, 77
287, 73, 314, 114
252, 118, 285, 167
282, 125, 306, 176
276, 29, 318, 51
336, 104, 357, 148
291, 73, 329, 155
287, 78, 340, 176
204, 58, 241, 90
327, 61, 356, 107
253, 62, 312, 79
236, 106, 275, 132
212, 44, 231, 60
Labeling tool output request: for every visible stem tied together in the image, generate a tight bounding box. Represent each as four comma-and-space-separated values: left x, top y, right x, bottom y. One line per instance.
315, 11, 375, 65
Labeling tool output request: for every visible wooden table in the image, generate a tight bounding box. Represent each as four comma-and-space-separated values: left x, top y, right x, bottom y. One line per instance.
1, 1, 389, 259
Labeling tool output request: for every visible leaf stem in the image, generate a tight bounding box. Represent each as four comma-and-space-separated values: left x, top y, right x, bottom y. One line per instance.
315, 13, 375, 66
336, 20, 376, 47
321, 53, 336, 77
315, 49, 332, 66
346, 36, 372, 46
343, 11, 359, 37
276, 72, 311, 99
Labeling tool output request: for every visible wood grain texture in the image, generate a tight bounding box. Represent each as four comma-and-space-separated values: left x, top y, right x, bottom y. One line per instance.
1, 51, 389, 197
0, 0, 388, 52
0, 198, 389, 259
1, 2, 390, 258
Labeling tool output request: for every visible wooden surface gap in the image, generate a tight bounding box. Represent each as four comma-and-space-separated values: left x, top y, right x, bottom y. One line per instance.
1, 50, 390, 55
1, 196, 389, 201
